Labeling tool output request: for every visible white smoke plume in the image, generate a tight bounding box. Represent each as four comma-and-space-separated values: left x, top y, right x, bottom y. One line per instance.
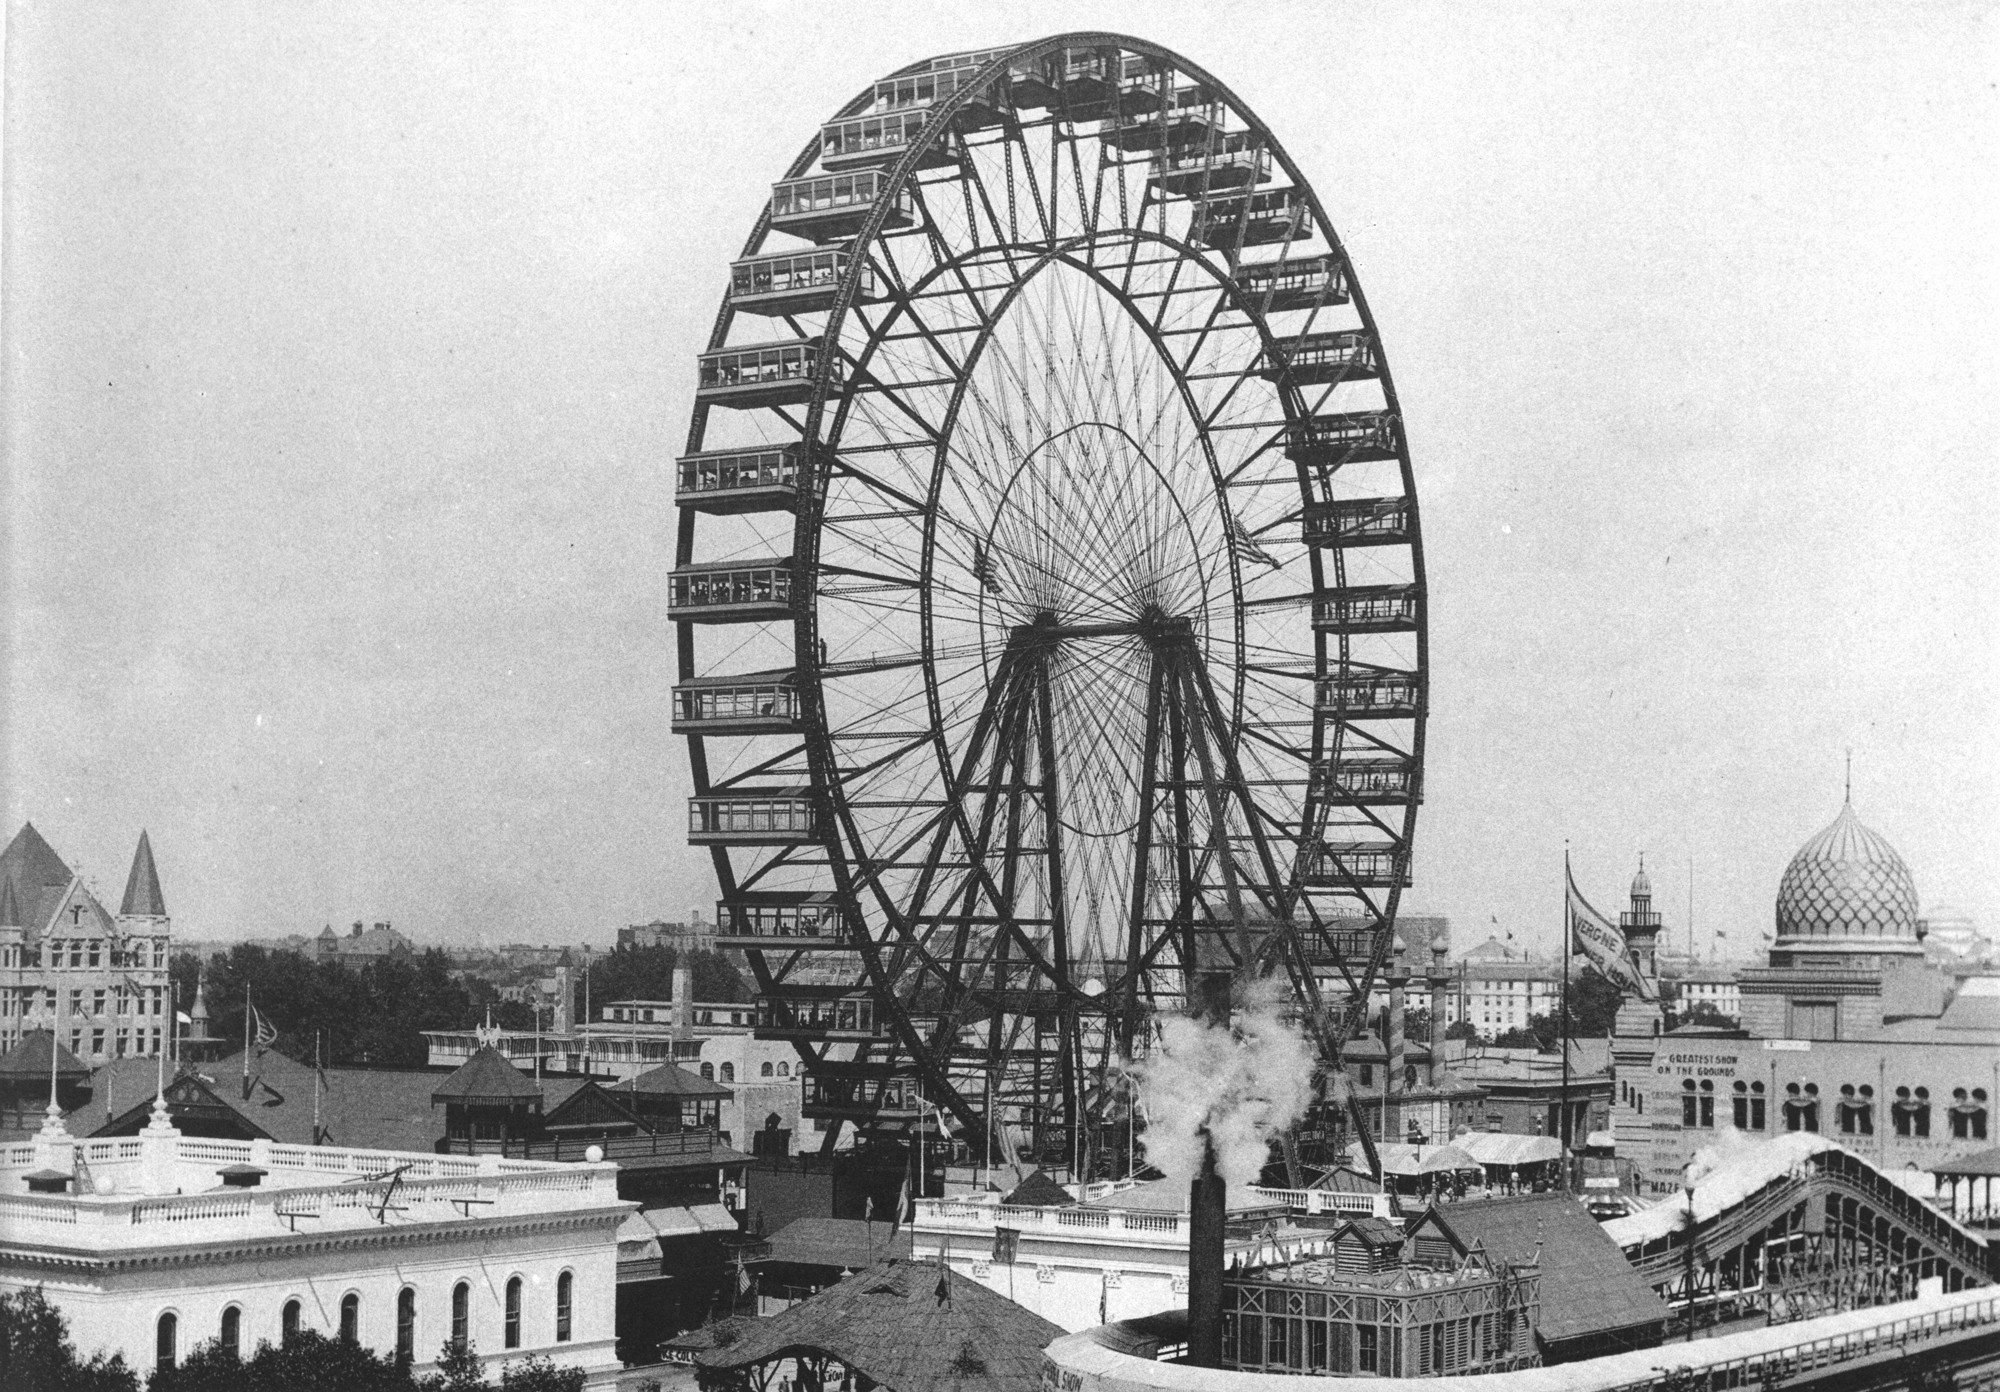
1130, 975, 1316, 1192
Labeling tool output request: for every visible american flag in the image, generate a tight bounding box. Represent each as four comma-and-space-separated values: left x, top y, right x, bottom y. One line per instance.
252, 1004, 278, 1055
1225, 507, 1281, 569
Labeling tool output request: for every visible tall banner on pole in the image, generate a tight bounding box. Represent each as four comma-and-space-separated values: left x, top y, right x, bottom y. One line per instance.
1567, 867, 1657, 1001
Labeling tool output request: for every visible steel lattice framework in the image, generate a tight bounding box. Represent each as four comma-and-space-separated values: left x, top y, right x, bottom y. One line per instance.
672, 33, 1427, 1176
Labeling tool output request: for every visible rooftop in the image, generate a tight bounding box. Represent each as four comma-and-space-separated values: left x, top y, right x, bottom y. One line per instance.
1, 1108, 626, 1258
698, 1257, 1065, 1392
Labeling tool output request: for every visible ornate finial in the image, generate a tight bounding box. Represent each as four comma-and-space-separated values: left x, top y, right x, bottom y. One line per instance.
1844, 749, 1852, 804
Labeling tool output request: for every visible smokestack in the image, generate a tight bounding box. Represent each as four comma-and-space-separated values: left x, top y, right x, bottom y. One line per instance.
673, 964, 693, 1033
1386, 933, 1407, 1143
1187, 1138, 1227, 1366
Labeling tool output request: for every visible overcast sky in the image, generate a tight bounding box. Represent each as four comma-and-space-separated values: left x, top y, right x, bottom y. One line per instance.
3, 1, 1994, 956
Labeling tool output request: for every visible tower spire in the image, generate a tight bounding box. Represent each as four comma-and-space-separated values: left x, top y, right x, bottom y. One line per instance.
1844, 749, 1852, 804
120, 830, 167, 917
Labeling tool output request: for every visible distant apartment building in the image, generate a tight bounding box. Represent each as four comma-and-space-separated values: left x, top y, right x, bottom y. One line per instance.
314, 919, 414, 963
0, 823, 174, 1066
618, 911, 717, 953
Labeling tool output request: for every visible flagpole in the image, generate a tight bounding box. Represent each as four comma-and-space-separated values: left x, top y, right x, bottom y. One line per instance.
1560, 843, 1573, 1189
242, 985, 251, 1097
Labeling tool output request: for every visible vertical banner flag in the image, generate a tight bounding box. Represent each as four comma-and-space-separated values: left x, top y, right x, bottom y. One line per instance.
992, 1225, 1019, 1265
1568, 867, 1657, 1001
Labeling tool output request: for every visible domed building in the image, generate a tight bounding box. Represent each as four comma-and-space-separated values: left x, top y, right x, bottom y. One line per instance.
1769, 798, 1926, 969
1610, 791, 2000, 1192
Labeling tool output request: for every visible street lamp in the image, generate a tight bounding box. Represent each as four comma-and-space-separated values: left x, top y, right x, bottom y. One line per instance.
1681, 1161, 1700, 1343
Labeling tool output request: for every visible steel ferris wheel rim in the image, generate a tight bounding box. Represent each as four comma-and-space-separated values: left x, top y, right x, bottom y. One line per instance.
673, 32, 1427, 1158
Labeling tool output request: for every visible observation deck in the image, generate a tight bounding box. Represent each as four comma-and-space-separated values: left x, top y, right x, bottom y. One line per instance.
1233, 254, 1351, 311
768, 170, 913, 244
675, 445, 804, 514
1008, 45, 1118, 116
714, 892, 847, 950
1259, 330, 1382, 385
671, 670, 800, 735
800, 1063, 925, 1122
667, 559, 795, 624
1150, 132, 1269, 195
821, 109, 956, 172
1316, 668, 1421, 720
1303, 497, 1413, 548
687, 787, 817, 846
695, 338, 837, 410
872, 62, 1005, 130
1301, 842, 1411, 889
753, 991, 889, 1042
1285, 409, 1402, 465
1188, 187, 1313, 248
729, 249, 872, 317
1312, 584, 1421, 634
1314, 755, 1417, 806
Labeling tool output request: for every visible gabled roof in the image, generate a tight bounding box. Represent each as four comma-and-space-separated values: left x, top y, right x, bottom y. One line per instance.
0, 822, 77, 935
119, 830, 167, 917
543, 1080, 649, 1132
78, 1048, 450, 1152
700, 1258, 1062, 1392
1410, 1194, 1666, 1344
628, 1060, 732, 1099
431, 1046, 543, 1104
0, 1029, 90, 1081
0, 879, 22, 928
1933, 1145, 2000, 1178
1332, 1216, 1402, 1246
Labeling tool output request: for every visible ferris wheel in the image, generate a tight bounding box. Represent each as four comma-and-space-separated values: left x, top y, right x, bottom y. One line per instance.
672, 32, 1426, 1174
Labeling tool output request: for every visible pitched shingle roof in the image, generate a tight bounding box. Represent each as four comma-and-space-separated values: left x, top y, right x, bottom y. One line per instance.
628, 1060, 732, 1099
1411, 1193, 1666, 1345
699, 1258, 1062, 1392
431, 1046, 543, 1104
0, 1030, 90, 1081
0, 822, 75, 934
119, 831, 167, 917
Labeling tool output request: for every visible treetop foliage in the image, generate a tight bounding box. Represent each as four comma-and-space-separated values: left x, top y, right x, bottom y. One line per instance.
0, 1287, 138, 1392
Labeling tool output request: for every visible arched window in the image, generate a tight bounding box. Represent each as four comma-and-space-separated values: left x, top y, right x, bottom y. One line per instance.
777, 1061, 790, 1078
1681, 1079, 1698, 1127
700, 1062, 714, 1080
504, 1275, 522, 1349
720, 1062, 735, 1083
156, 1312, 178, 1371
1838, 1084, 1874, 1135
282, 1298, 302, 1345
1951, 1088, 1989, 1141
397, 1288, 416, 1364
556, 1270, 573, 1344
1894, 1086, 1933, 1137
220, 1306, 241, 1359
340, 1292, 360, 1343
1729, 1081, 1766, 1130
1784, 1083, 1820, 1133
451, 1281, 470, 1354
761, 1062, 774, 1078
1698, 1079, 1715, 1128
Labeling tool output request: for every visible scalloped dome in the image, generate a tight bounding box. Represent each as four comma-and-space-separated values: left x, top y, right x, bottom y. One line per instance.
1775, 802, 1919, 942
1631, 864, 1652, 899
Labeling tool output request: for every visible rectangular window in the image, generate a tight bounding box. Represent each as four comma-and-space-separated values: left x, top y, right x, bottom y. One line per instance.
90, 1029, 104, 1055
1358, 1325, 1378, 1374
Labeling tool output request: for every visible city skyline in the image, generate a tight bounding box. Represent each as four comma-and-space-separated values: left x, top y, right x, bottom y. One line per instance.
4, 2, 1994, 953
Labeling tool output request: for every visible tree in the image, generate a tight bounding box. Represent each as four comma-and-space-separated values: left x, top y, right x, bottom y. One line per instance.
1492, 1023, 1544, 1050
1442, 1019, 1481, 1043
575, 945, 747, 1023
1401, 1007, 1433, 1045
497, 1356, 584, 1392
0, 1287, 138, 1392
1670, 1000, 1739, 1032
169, 952, 202, 1020
202, 945, 486, 1069
151, 1331, 413, 1392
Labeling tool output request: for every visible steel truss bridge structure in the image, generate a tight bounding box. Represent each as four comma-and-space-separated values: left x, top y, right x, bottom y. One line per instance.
673, 33, 1425, 1177
1615, 1146, 1992, 1332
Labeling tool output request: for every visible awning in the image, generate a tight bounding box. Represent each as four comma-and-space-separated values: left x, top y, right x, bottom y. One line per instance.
616, 1211, 663, 1261
1448, 1131, 1565, 1167
1375, 1142, 1483, 1177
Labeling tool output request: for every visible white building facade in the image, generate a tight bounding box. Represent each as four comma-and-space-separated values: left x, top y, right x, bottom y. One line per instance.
0, 1099, 630, 1386
908, 1183, 1390, 1333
